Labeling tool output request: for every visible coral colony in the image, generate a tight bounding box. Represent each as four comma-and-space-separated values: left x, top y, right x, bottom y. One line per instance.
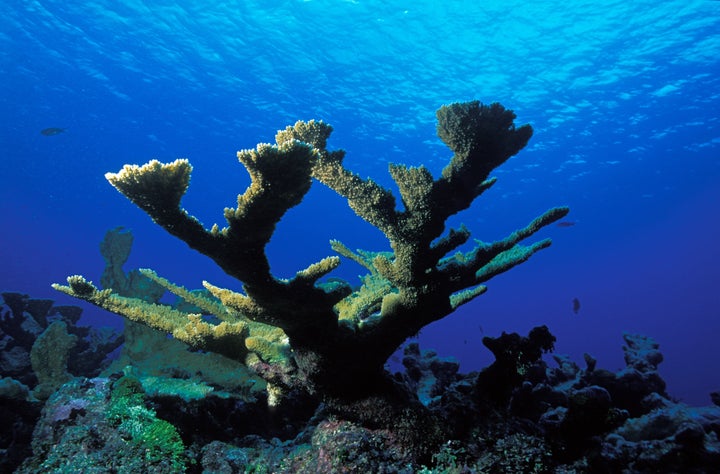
19, 101, 713, 472
54, 101, 565, 449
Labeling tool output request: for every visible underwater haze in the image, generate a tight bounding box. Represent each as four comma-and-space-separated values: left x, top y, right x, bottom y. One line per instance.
1, 0, 719, 406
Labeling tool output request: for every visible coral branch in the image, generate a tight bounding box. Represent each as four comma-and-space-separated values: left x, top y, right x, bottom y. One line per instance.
139, 268, 234, 322
52, 275, 289, 367
106, 159, 192, 218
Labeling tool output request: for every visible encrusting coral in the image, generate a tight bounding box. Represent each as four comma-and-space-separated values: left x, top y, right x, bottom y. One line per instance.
53, 101, 568, 459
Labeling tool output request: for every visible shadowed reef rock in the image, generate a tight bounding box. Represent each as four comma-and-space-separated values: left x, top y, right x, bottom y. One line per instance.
15, 328, 720, 473
0, 292, 123, 472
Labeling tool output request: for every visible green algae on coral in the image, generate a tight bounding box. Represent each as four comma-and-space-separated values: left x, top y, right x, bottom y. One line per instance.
108, 374, 188, 472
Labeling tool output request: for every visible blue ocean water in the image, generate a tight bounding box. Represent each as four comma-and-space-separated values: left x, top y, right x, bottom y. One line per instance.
1, 0, 718, 406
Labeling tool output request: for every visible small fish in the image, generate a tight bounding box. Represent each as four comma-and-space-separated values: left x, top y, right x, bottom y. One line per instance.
40, 127, 65, 136
556, 221, 577, 228
572, 297, 581, 315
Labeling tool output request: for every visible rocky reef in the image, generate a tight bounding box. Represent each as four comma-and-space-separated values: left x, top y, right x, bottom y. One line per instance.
12, 322, 720, 472
0, 291, 123, 472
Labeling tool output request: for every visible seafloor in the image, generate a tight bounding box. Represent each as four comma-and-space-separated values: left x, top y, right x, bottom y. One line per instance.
2, 286, 719, 473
